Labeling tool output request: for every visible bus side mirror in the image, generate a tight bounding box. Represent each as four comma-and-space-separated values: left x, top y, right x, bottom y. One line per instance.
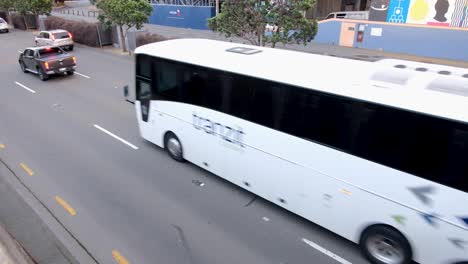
123, 85, 129, 98
123, 85, 134, 104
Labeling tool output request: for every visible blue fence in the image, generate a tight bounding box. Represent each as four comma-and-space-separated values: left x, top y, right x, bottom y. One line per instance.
314, 19, 468, 62
149, 4, 215, 30
313, 20, 341, 45
354, 23, 468, 61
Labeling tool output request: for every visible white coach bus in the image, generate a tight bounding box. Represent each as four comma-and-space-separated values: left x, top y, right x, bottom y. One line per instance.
133, 39, 468, 264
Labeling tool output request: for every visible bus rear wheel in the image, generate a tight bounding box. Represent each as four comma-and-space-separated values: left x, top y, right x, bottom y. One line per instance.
164, 132, 184, 162
360, 225, 412, 264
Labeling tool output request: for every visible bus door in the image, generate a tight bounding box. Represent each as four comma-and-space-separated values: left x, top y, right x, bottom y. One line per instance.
136, 79, 152, 122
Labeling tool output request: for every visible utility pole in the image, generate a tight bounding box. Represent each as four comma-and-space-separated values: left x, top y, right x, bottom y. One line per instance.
216, 0, 219, 15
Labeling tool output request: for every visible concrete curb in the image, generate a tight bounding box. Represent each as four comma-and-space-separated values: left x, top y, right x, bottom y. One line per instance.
0, 223, 34, 264
0, 160, 98, 264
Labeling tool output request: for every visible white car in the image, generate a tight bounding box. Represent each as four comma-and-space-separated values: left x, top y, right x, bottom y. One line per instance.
0, 18, 9, 33
35, 29, 74, 51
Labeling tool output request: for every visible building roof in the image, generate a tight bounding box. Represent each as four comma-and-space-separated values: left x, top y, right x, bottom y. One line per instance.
135, 38, 468, 123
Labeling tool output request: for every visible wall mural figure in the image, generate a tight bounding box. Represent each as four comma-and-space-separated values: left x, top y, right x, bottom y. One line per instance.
409, 0, 430, 21
434, 0, 450, 21
388, 0, 412, 22
369, 0, 391, 21
370, 0, 467, 27
450, 0, 468, 27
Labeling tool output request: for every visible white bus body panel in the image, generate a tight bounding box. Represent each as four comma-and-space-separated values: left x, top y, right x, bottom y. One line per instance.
137, 101, 468, 264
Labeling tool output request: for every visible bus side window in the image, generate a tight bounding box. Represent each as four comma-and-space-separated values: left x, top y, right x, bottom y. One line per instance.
249, 79, 277, 129
200, 69, 224, 112
155, 61, 180, 100
442, 128, 468, 192
224, 73, 251, 120
278, 87, 321, 141
353, 105, 416, 169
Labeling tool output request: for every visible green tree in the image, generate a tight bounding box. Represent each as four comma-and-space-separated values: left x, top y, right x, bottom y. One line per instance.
0, 0, 15, 11
208, 0, 317, 48
15, 0, 53, 15
97, 0, 152, 52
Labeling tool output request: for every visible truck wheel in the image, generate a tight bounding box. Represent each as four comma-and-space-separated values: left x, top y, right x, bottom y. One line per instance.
67, 70, 74, 75
68, 45, 74, 51
38, 68, 49, 81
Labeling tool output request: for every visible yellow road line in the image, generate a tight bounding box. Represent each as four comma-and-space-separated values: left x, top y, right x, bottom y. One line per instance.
19, 162, 34, 176
0, 144, 5, 149
55, 196, 77, 216
112, 250, 129, 264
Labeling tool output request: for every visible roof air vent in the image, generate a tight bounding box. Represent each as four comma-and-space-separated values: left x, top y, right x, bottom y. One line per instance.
415, 67, 428, 72
427, 79, 468, 97
394, 64, 407, 69
226, 47, 262, 55
438, 70, 451, 75
371, 70, 411, 85
462, 74, 468, 78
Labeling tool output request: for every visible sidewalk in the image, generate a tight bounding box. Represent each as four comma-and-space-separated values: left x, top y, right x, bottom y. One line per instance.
0, 223, 34, 264
0, 157, 98, 264
51, 11, 468, 68
0, 160, 73, 264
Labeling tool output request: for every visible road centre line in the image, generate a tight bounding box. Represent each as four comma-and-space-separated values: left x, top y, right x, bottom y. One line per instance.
15, 82, 36, 94
302, 238, 352, 264
93, 124, 139, 150
112, 250, 130, 264
55, 196, 77, 216
19, 163, 34, 176
75, 72, 90, 79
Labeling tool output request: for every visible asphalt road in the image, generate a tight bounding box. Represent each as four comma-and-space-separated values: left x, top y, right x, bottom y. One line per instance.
0, 29, 370, 264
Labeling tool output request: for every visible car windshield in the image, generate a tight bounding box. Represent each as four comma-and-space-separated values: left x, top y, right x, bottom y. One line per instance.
53, 32, 70, 39
38, 47, 64, 57
0, 18, 6, 23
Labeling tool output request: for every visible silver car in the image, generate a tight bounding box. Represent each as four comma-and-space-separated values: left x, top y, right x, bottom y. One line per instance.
0, 18, 9, 33
35, 29, 74, 51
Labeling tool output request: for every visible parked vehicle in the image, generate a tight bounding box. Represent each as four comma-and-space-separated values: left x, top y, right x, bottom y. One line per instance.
18, 46, 76, 81
0, 18, 9, 33
35, 30, 74, 51
325, 11, 369, 20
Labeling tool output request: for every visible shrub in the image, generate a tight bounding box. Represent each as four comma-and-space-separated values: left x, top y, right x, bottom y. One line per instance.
0, 11, 7, 21
136, 32, 168, 47
11, 14, 27, 30
44, 16, 100, 47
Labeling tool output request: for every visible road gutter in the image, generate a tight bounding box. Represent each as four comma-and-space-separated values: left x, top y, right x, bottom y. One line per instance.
0, 159, 98, 264
0, 223, 35, 264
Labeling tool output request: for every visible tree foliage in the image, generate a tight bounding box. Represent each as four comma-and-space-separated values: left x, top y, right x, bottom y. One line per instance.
15, 0, 53, 15
208, 0, 317, 48
0, 0, 15, 11
97, 0, 152, 52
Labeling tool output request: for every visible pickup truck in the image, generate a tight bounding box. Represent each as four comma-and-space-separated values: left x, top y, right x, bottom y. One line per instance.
18, 46, 76, 81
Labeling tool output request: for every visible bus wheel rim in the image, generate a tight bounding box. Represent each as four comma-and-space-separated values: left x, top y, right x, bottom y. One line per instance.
367, 235, 404, 264
168, 138, 181, 157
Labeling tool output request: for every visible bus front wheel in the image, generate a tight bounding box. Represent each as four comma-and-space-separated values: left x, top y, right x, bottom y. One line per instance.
360, 225, 412, 264
164, 132, 184, 162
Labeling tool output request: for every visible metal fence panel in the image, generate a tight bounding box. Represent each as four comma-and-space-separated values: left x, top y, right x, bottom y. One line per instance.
24, 14, 37, 29
96, 23, 113, 46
